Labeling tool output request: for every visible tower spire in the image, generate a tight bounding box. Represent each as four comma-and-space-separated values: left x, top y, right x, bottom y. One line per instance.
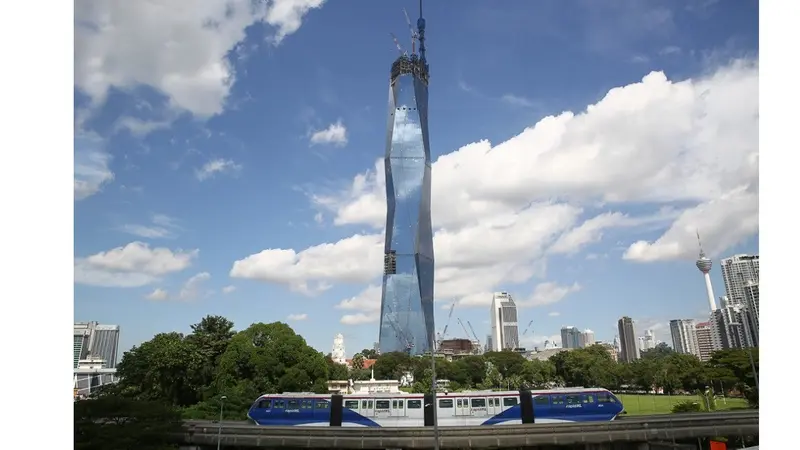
696, 229, 706, 258
417, 0, 427, 61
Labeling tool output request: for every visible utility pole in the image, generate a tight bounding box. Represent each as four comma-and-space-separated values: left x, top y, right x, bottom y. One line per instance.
430, 330, 440, 450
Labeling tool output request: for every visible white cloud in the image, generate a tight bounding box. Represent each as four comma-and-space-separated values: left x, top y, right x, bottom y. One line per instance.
520, 282, 582, 307
623, 186, 758, 261
145, 288, 169, 301
288, 313, 308, 321
231, 59, 759, 321
336, 285, 381, 325
179, 272, 212, 300
222, 285, 236, 294
548, 311, 561, 317
75, 0, 326, 118
75, 242, 199, 287
195, 158, 242, 181
519, 333, 563, 349
119, 214, 181, 239
501, 94, 536, 108
310, 120, 348, 147
74, 134, 114, 201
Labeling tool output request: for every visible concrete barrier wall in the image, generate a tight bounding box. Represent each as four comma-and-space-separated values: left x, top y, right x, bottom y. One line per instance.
181, 410, 758, 449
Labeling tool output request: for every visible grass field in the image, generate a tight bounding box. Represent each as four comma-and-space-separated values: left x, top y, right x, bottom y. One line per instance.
617, 394, 749, 415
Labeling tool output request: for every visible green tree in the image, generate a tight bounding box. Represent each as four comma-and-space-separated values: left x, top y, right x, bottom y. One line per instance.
75, 397, 182, 450
214, 322, 328, 396
372, 352, 413, 380
360, 348, 379, 359
351, 353, 366, 370
484, 351, 527, 379
325, 355, 350, 380
185, 315, 235, 392
449, 355, 486, 388
115, 332, 200, 406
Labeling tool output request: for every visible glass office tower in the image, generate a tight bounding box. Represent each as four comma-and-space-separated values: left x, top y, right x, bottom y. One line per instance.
378, 15, 435, 356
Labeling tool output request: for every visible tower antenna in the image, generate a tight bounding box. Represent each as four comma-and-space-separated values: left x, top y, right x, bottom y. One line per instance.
417, 0, 427, 61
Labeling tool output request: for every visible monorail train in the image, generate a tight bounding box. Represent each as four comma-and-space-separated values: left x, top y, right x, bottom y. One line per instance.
247, 388, 624, 427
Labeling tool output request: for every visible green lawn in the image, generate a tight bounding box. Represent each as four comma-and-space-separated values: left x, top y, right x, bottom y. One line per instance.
617, 394, 749, 415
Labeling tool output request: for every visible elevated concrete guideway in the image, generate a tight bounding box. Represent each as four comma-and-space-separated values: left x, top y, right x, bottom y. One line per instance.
181, 410, 758, 449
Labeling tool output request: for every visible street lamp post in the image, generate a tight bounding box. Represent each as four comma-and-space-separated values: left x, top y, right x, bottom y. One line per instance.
217, 395, 227, 450
430, 332, 440, 450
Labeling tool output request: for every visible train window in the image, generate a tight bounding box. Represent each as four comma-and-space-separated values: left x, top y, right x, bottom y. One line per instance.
362, 400, 368, 409
598, 393, 616, 403
550, 395, 564, 405
368, 400, 374, 409
301, 400, 313, 409
534, 396, 549, 406
375, 400, 390, 410
439, 399, 453, 408
392, 400, 397, 409
471, 398, 486, 408
287, 400, 300, 409
257, 399, 271, 408
407, 400, 422, 409
344, 400, 359, 409
315, 400, 330, 409
273, 400, 286, 409
566, 395, 581, 405
503, 397, 518, 407
493, 398, 500, 407
583, 395, 595, 404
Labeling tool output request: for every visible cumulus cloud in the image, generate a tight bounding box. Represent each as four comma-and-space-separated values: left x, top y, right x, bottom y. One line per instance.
145, 288, 169, 301
310, 120, 348, 147
74, 133, 114, 201
288, 313, 308, 321
178, 272, 212, 300
119, 214, 181, 239
336, 285, 382, 325
75, 242, 198, 287
74, 0, 326, 117
222, 285, 237, 294
195, 158, 242, 181
230, 59, 759, 323
520, 282, 582, 307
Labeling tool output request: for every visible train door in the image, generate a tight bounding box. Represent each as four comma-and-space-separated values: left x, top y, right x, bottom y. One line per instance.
486, 397, 500, 416
454, 397, 471, 416
391, 398, 406, 418
361, 399, 375, 418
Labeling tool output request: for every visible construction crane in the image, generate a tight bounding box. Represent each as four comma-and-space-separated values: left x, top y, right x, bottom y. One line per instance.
384, 304, 414, 355
436, 301, 456, 349
402, 7, 419, 54
466, 320, 482, 354
389, 32, 406, 56
511, 320, 534, 350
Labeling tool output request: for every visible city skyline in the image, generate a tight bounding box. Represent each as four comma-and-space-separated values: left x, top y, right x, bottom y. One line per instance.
73, 0, 759, 356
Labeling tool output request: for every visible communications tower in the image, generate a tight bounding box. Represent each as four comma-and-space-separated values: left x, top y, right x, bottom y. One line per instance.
695, 231, 718, 312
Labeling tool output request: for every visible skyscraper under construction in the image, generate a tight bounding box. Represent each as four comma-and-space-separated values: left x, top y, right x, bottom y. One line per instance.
378, 3, 435, 356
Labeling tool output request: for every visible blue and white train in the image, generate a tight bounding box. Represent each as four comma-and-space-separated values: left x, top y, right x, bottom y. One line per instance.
247, 388, 624, 427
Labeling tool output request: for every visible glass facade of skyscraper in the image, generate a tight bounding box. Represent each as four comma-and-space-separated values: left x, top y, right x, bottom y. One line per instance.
378, 54, 435, 356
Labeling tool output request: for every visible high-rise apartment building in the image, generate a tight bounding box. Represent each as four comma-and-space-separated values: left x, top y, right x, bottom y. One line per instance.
617, 317, 639, 363
490, 292, 519, 351
720, 254, 759, 306
743, 280, 759, 345
377, 7, 435, 356
637, 329, 657, 352
670, 319, 700, 358
560, 326, 581, 349
581, 329, 595, 347
73, 322, 120, 369
695, 322, 713, 362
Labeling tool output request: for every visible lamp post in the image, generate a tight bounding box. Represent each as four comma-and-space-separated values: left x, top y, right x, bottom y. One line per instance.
430, 332, 440, 450
217, 395, 227, 450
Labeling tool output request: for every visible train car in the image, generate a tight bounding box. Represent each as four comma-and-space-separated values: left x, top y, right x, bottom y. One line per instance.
247, 388, 623, 427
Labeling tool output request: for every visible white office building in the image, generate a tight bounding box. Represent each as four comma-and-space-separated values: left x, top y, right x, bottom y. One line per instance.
670, 319, 700, 358
721, 254, 759, 306
490, 292, 519, 351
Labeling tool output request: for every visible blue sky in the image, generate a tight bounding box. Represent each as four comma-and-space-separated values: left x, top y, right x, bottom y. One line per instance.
74, 0, 759, 357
